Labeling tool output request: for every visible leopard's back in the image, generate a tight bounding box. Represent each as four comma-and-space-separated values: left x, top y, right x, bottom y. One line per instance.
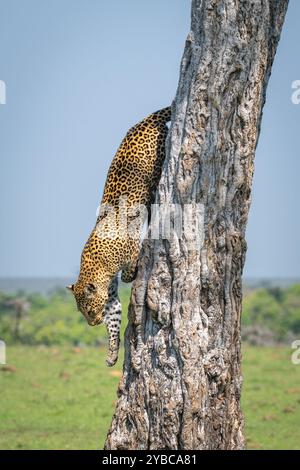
101, 107, 171, 210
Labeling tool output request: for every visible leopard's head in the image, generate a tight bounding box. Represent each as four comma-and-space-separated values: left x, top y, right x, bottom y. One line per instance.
67, 230, 111, 325
67, 278, 109, 326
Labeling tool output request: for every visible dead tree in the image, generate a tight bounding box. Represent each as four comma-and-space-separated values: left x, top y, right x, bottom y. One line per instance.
3, 298, 30, 341
105, 0, 288, 450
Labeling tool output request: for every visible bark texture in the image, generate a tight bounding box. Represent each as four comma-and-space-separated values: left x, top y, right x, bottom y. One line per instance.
105, 0, 288, 450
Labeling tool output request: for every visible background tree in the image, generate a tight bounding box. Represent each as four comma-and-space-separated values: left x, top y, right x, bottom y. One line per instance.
105, 0, 288, 450
1, 297, 30, 342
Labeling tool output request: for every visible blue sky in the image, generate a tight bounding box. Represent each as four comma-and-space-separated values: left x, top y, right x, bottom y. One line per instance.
0, 0, 299, 279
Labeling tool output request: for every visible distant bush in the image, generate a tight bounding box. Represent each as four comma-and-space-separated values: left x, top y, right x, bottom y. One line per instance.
0, 284, 299, 345
241, 284, 300, 343
241, 324, 277, 347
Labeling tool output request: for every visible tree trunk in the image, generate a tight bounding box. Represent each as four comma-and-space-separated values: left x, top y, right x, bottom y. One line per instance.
105, 0, 288, 450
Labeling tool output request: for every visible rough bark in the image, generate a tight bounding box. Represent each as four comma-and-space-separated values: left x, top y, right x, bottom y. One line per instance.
105, 0, 288, 450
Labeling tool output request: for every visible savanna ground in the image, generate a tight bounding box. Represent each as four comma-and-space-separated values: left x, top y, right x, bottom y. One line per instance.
0, 345, 300, 450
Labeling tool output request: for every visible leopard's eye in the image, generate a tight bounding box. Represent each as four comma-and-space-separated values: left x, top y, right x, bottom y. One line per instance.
85, 283, 96, 296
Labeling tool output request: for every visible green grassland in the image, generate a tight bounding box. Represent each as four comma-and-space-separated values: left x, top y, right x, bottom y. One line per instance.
0, 345, 299, 449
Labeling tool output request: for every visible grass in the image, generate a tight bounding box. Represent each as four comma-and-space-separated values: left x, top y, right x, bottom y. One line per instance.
0, 345, 299, 449
242, 346, 300, 449
0, 345, 122, 449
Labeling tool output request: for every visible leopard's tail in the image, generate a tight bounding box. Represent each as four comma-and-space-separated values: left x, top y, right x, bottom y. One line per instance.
150, 106, 172, 124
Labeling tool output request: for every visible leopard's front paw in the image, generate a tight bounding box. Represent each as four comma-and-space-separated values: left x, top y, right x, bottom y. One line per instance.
106, 349, 119, 367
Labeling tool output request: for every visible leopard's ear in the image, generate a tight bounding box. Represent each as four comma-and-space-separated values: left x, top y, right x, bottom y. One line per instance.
66, 284, 75, 292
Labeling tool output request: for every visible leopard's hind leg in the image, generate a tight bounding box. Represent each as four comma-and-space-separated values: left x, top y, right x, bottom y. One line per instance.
121, 239, 140, 283
121, 262, 138, 283
103, 276, 121, 367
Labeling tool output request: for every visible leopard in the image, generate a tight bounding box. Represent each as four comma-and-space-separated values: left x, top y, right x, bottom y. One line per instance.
67, 106, 171, 366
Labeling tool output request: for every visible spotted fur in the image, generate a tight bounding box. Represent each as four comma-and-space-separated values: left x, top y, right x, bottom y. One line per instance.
68, 106, 171, 366
103, 276, 121, 366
